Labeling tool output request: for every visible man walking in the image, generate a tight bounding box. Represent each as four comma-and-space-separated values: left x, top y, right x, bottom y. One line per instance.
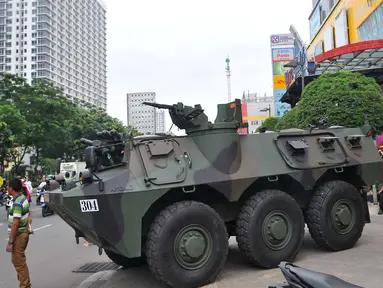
6, 178, 32, 288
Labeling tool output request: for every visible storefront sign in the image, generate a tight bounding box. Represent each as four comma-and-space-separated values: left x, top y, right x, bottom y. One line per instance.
272, 48, 295, 62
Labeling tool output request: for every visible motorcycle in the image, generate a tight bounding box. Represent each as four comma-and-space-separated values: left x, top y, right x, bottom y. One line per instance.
270, 262, 363, 288
41, 190, 54, 217
5, 192, 13, 212
36, 189, 42, 205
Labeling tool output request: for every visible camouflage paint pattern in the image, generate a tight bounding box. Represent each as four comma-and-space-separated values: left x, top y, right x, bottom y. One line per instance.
46, 99, 383, 259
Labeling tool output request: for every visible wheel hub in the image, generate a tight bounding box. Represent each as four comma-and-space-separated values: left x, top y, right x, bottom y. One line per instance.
269, 218, 288, 240
174, 225, 213, 270
331, 199, 355, 234
262, 211, 292, 251
182, 233, 206, 258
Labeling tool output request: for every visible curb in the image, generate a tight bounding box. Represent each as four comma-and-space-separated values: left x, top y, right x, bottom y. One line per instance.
77, 270, 118, 288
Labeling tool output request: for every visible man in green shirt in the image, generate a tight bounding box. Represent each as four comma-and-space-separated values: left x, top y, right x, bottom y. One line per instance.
6, 178, 32, 288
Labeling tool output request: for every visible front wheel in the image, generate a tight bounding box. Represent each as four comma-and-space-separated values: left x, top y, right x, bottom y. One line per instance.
42, 206, 47, 217
236, 190, 305, 268
146, 201, 228, 288
105, 250, 146, 268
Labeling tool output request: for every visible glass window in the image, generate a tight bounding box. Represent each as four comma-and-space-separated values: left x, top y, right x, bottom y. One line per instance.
358, 3, 383, 41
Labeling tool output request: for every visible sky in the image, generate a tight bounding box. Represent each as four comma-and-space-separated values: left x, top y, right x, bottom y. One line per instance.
104, 0, 313, 132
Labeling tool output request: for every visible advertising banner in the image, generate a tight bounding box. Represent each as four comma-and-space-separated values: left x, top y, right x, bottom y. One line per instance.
273, 61, 291, 76
273, 76, 286, 89
274, 94, 291, 118
271, 48, 295, 62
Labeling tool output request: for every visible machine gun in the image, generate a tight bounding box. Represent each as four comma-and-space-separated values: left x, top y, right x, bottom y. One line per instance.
143, 99, 248, 135
80, 129, 127, 172
308, 116, 330, 132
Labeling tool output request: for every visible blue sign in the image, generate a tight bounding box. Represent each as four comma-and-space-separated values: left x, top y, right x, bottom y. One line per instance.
274, 89, 286, 99
274, 91, 291, 118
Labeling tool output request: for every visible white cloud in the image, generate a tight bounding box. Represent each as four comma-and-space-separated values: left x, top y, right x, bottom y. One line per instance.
104, 0, 312, 131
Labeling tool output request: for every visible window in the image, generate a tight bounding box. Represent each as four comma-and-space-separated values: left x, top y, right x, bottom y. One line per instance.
358, 3, 383, 41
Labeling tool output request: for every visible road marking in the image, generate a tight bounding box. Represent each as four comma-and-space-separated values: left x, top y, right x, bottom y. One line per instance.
33, 224, 52, 232
30, 208, 41, 212
0, 223, 4, 228
4, 224, 52, 240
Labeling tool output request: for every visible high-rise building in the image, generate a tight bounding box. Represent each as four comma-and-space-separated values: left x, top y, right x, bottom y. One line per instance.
0, 0, 107, 109
127, 92, 157, 135
156, 109, 165, 134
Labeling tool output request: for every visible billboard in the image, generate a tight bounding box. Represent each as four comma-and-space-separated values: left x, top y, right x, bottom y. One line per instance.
270, 33, 295, 118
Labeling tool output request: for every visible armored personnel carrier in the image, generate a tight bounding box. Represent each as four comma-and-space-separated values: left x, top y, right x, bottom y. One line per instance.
46, 99, 383, 288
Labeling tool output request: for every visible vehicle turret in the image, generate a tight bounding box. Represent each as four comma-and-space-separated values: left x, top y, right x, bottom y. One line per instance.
143, 98, 248, 136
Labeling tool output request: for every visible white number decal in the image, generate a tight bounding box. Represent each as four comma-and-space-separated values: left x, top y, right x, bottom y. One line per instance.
79, 199, 99, 212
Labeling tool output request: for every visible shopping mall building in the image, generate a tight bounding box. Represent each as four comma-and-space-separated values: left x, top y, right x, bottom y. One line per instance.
281, 0, 383, 106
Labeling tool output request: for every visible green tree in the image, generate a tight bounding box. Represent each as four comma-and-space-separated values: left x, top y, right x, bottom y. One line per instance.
296, 71, 383, 133
275, 108, 298, 130
256, 117, 279, 132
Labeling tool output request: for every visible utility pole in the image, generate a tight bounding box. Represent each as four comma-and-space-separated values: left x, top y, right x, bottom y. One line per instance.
225, 56, 231, 102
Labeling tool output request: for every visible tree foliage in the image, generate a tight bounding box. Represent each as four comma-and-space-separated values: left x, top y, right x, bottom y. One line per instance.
274, 108, 298, 130
296, 71, 383, 133
256, 117, 279, 132
0, 73, 142, 175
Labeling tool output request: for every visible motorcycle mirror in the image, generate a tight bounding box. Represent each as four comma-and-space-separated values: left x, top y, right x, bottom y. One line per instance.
55, 158, 62, 174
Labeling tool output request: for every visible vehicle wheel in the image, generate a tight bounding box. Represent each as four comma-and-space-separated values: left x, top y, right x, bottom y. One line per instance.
146, 200, 228, 288
305, 180, 365, 251
105, 250, 146, 268
236, 189, 304, 268
42, 207, 47, 217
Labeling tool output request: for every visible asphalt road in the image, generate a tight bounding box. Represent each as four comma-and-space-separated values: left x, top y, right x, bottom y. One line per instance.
0, 197, 109, 288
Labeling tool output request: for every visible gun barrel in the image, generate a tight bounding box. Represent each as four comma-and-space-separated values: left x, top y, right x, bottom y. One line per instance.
142, 102, 173, 109
80, 138, 93, 145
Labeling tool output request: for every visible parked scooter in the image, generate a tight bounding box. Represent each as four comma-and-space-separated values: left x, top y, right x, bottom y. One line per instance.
270, 262, 363, 288
41, 190, 54, 217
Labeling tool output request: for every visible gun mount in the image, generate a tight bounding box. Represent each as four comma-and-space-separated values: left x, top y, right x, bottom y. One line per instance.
143, 98, 248, 135
80, 129, 127, 172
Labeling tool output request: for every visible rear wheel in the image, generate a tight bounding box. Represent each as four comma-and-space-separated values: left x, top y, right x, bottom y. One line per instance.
236, 190, 304, 268
105, 250, 146, 268
306, 180, 365, 251
146, 200, 228, 288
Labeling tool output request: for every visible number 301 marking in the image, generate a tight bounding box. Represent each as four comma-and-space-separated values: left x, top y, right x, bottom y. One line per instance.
79, 199, 99, 212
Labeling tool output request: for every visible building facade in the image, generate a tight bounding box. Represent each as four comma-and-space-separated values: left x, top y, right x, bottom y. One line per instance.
0, 0, 107, 109
156, 109, 165, 134
307, 0, 383, 58
127, 92, 157, 135
238, 92, 276, 134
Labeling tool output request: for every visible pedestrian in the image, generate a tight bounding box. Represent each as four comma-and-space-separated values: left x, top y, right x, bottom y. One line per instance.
17, 175, 32, 204
6, 178, 32, 288
378, 185, 383, 215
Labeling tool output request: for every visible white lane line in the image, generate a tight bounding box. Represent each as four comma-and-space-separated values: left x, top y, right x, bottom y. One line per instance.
4, 224, 52, 240
30, 208, 41, 212
0, 223, 4, 228
33, 224, 52, 232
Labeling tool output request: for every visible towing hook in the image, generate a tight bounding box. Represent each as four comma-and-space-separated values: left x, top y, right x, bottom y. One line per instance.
98, 247, 103, 256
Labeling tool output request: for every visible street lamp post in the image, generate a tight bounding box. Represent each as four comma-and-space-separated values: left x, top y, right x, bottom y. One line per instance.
260, 104, 271, 117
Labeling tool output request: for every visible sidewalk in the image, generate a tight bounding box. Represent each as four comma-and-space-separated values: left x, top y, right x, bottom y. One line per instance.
77, 203, 383, 288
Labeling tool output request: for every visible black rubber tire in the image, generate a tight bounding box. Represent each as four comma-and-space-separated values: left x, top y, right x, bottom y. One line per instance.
305, 180, 365, 251
42, 207, 46, 217
146, 200, 228, 288
105, 250, 146, 268
236, 190, 304, 268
